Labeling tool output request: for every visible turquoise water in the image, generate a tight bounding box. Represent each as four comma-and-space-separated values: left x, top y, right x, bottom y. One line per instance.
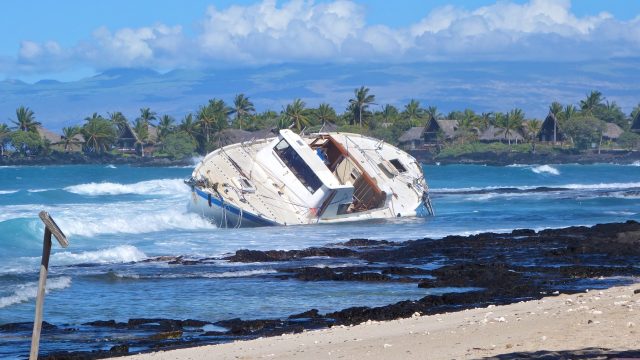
0, 162, 639, 356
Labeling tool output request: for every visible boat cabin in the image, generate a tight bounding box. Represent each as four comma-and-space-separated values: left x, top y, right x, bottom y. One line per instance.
256, 130, 387, 219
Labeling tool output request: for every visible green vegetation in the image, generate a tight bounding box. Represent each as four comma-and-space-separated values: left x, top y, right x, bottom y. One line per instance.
0, 89, 638, 163
161, 131, 197, 159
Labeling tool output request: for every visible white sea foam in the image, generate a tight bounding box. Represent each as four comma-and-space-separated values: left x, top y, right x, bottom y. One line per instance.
56, 207, 215, 237
112, 269, 276, 280
0, 190, 18, 195
630, 161, 640, 167
0, 277, 71, 309
105, 164, 117, 169
64, 178, 188, 196
191, 156, 204, 165
202, 269, 277, 278
27, 188, 54, 193
52, 245, 147, 265
433, 182, 640, 194
531, 165, 560, 175
604, 211, 637, 216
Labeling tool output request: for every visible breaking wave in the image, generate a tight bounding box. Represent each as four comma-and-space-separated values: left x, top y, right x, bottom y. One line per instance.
531, 165, 560, 175
0, 277, 71, 309
52, 245, 147, 265
432, 182, 640, 196
56, 208, 215, 237
102, 269, 277, 280
64, 179, 188, 196
0, 190, 18, 195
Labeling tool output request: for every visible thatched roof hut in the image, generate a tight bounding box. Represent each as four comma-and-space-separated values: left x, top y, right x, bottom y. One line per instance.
538, 113, 566, 143
398, 127, 424, 143
602, 122, 624, 141
116, 122, 139, 153
478, 125, 524, 143
36, 126, 61, 144
435, 119, 458, 139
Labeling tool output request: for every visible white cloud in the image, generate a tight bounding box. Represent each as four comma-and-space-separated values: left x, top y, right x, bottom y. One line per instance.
3, 0, 640, 76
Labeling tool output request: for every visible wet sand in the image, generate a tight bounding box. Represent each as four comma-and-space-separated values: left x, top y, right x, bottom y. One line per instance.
117, 283, 640, 359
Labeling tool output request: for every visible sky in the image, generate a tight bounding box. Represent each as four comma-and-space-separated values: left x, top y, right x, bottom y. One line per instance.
2, 0, 640, 82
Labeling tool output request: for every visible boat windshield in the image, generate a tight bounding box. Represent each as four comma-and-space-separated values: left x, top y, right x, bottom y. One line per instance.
274, 139, 323, 193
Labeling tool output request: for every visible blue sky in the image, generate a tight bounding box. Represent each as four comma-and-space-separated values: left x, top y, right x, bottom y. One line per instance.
2, 0, 640, 81
2, 1, 640, 129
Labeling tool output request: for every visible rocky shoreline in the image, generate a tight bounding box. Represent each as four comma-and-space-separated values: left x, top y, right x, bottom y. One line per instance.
2, 150, 639, 167
411, 149, 640, 166
0, 153, 193, 167
3, 220, 639, 359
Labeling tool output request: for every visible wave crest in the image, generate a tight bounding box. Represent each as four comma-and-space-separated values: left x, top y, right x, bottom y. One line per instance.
64, 179, 188, 196
56, 208, 215, 237
0, 277, 71, 309
531, 165, 560, 175
52, 245, 147, 265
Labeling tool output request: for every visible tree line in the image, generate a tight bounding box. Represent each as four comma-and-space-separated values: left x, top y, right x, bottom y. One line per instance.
1, 88, 639, 159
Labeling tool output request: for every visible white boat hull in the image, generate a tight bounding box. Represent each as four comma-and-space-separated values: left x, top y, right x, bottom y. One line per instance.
186, 130, 434, 227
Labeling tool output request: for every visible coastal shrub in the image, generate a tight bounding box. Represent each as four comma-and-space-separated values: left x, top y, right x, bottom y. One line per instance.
9, 130, 43, 156
618, 131, 640, 150
436, 141, 532, 158
563, 116, 605, 150
163, 131, 197, 159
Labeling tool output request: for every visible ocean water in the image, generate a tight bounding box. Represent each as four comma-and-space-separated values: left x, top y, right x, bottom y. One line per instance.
0, 162, 639, 356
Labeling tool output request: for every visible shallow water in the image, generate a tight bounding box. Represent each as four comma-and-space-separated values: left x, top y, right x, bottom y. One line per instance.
0, 163, 639, 357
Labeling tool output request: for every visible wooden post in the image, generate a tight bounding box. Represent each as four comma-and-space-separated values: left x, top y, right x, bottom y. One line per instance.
30, 211, 68, 360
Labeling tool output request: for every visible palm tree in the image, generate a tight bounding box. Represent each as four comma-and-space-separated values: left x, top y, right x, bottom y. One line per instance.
208, 98, 231, 132
82, 117, 116, 154
349, 86, 376, 127
196, 105, 216, 145
12, 106, 40, 132
426, 106, 441, 120
314, 103, 337, 126
496, 109, 524, 145
403, 99, 424, 126
525, 120, 542, 153
381, 104, 399, 124
478, 112, 493, 130
454, 116, 476, 145
0, 123, 10, 156
84, 112, 103, 123
157, 115, 175, 149
108, 111, 128, 135
179, 113, 200, 143
60, 126, 83, 152
230, 94, 255, 130
282, 99, 310, 131
559, 104, 577, 124
549, 101, 563, 118
138, 107, 157, 126
580, 90, 604, 115
133, 118, 150, 155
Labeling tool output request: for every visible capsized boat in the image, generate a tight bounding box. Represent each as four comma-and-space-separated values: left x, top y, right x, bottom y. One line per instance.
185, 129, 434, 227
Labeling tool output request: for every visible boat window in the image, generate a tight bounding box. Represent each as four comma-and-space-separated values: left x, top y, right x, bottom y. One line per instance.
274, 139, 323, 193
389, 159, 407, 173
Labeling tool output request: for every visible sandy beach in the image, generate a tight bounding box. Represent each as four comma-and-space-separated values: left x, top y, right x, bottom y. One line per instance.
116, 282, 640, 360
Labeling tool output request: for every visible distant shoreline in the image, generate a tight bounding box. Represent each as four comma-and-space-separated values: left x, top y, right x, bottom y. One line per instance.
1, 150, 639, 167
412, 149, 640, 166
0, 153, 193, 167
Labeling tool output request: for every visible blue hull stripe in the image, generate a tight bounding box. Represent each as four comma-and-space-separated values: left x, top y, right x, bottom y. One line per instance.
194, 188, 277, 226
